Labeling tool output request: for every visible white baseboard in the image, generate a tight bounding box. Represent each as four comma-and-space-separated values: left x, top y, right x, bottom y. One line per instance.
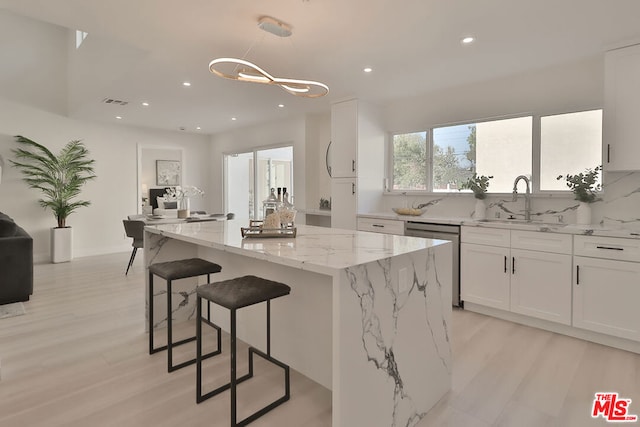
464, 302, 640, 355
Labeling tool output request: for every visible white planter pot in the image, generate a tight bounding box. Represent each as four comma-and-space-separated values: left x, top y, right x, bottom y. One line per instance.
473, 198, 487, 220
51, 227, 73, 263
576, 202, 592, 225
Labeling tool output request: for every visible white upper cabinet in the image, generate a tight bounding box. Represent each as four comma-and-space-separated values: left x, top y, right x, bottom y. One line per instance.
330, 99, 358, 178
604, 43, 640, 171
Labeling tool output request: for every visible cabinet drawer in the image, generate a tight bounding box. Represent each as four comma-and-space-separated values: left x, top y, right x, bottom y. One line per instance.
574, 235, 640, 262
461, 226, 510, 247
357, 218, 404, 235
511, 230, 572, 254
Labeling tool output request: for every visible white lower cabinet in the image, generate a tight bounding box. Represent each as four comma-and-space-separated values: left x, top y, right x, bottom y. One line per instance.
573, 255, 640, 341
460, 242, 510, 310
510, 249, 572, 325
461, 227, 572, 324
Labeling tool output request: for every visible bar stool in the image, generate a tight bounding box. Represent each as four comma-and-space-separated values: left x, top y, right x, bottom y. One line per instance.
196, 275, 291, 427
148, 258, 222, 372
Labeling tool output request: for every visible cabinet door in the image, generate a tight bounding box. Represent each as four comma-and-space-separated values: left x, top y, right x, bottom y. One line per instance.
510, 249, 572, 325
604, 44, 640, 171
573, 256, 640, 341
331, 178, 357, 230
461, 243, 510, 310
330, 100, 357, 178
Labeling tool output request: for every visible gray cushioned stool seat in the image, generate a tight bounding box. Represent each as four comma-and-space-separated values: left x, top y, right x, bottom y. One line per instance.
149, 258, 221, 280
197, 275, 290, 309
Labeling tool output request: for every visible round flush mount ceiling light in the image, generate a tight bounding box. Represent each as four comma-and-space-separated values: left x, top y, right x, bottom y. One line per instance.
363, 67, 373, 73
461, 36, 475, 44
182, 81, 191, 87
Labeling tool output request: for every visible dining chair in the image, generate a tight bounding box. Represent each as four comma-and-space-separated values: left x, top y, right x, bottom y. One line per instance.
123, 219, 145, 275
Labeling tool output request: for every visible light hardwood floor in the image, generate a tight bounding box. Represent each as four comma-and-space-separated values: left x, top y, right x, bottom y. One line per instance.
0, 252, 638, 426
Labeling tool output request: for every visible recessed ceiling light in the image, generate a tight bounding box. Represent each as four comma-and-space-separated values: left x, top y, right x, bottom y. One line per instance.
461, 36, 475, 44
142, 102, 149, 107
182, 81, 191, 87
196, 126, 201, 130
278, 104, 285, 108
231, 117, 237, 121
115, 116, 122, 120
363, 67, 373, 73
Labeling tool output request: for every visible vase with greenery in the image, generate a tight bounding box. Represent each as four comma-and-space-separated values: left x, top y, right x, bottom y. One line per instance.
557, 165, 601, 225
11, 135, 96, 228
460, 173, 493, 199
556, 165, 602, 203
460, 173, 493, 219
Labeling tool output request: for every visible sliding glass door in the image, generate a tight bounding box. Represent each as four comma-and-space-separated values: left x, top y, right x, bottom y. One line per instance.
225, 145, 293, 220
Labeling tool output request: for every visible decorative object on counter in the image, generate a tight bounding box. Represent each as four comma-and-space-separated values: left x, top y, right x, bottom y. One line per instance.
11, 135, 96, 263
460, 173, 493, 220
278, 190, 296, 227
392, 207, 425, 216
164, 185, 204, 219
241, 219, 297, 238
263, 188, 280, 219
557, 165, 601, 225
319, 197, 331, 210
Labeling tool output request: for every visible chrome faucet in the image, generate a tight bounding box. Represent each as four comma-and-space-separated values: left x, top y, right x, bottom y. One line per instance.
512, 175, 532, 221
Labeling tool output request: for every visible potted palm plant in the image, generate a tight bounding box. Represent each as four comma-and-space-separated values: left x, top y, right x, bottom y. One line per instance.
11, 135, 96, 263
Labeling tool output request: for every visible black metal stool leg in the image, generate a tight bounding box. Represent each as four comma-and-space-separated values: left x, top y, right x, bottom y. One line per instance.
231, 309, 237, 427
196, 295, 203, 402
167, 279, 173, 372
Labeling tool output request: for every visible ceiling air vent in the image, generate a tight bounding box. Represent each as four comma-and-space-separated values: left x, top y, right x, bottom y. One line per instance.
101, 98, 129, 106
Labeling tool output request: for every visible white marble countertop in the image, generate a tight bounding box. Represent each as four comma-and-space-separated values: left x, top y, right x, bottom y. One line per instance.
359, 212, 640, 239
145, 220, 449, 275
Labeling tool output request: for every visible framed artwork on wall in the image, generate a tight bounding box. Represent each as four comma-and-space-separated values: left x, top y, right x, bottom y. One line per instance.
156, 160, 181, 186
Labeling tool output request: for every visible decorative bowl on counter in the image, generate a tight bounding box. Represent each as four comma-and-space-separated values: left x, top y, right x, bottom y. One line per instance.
392, 207, 426, 216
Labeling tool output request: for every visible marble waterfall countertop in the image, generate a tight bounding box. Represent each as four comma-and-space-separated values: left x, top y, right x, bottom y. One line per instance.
145, 220, 449, 275
144, 219, 453, 426
359, 212, 640, 239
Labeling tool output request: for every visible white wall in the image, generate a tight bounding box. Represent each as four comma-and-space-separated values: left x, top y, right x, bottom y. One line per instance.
304, 113, 332, 210
209, 116, 307, 216
0, 10, 68, 115
0, 97, 211, 262
379, 56, 639, 229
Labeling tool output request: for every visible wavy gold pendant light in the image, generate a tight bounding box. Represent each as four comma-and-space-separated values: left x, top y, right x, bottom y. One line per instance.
208, 16, 329, 98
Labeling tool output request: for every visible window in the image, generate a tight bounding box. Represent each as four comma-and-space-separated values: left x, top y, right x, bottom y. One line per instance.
540, 110, 602, 191
224, 146, 293, 220
392, 116, 532, 193
75, 30, 88, 49
392, 132, 426, 191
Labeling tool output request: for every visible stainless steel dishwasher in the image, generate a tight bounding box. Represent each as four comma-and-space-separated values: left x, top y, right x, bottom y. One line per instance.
404, 221, 461, 306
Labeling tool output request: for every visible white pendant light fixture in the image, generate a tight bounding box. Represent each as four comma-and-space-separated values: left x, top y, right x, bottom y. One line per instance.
208, 16, 329, 98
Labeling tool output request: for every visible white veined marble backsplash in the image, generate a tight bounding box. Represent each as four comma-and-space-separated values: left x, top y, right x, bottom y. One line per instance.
383, 171, 640, 230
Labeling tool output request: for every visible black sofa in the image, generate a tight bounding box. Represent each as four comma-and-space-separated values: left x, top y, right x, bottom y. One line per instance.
0, 212, 33, 304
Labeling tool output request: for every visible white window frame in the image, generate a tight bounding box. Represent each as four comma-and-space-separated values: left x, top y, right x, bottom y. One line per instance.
387, 109, 602, 197
223, 143, 294, 219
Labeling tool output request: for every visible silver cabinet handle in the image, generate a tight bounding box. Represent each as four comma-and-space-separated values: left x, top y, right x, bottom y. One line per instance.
352, 182, 355, 195
352, 159, 356, 172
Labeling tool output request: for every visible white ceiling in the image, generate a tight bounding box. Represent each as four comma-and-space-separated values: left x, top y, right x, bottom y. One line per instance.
2, 0, 640, 135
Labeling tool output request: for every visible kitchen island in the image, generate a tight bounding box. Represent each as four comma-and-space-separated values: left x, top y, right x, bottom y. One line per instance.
144, 221, 452, 427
